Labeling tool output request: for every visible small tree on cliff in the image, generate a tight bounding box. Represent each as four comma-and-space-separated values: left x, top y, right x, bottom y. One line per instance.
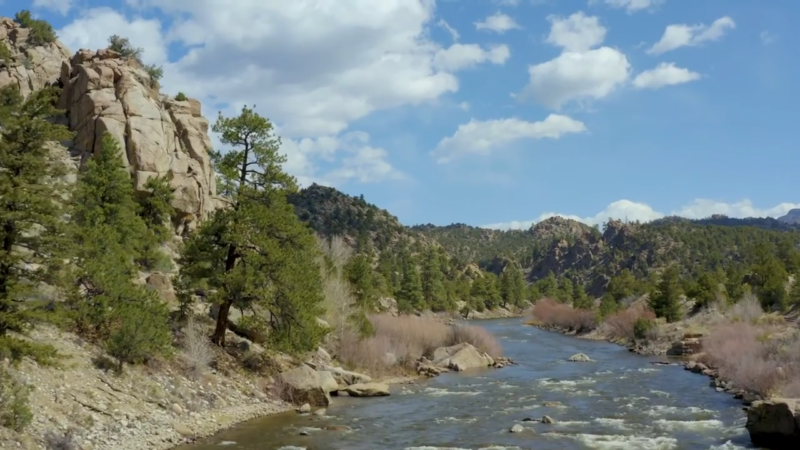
0, 85, 72, 363
179, 106, 326, 351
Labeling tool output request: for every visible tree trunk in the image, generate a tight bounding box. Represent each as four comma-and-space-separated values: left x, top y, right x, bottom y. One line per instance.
211, 299, 232, 346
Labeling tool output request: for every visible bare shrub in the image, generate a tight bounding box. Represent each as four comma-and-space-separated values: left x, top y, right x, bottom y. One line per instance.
318, 235, 352, 268
602, 305, 657, 340
44, 429, 77, 450
337, 314, 502, 376
726, 292, 763, 323
181, 316, 214, 379
531, 298, 597, 332
446, 324, 503, 357
321, 269, 355, 336
701, 322, 800, 397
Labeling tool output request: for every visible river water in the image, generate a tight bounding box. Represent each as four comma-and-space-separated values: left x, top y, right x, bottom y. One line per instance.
180, 318, 754, 450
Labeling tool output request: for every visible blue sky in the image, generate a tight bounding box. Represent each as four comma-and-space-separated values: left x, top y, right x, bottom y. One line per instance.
5, 0, 800, 228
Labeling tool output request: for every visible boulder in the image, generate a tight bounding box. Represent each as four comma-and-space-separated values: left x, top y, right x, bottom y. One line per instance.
567, 353, 592, 362
322, 366, 372, 386
340, 383, 390, 397
432, 343, 493, 371
509, 424, 524, 433
277, 365, 331, 406
745, 398, 800, 448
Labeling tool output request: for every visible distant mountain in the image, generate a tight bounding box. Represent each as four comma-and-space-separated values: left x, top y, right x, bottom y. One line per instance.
778, 209, 800, 224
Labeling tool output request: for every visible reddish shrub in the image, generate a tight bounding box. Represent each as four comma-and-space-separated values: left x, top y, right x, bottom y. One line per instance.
701, 321, 800, 397
531, 298, 597, 333
602, 305, 657, 340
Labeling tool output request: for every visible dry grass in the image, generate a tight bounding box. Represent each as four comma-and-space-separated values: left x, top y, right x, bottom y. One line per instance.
701, 321, 800, 397
447, 324, 503, 357
530, 298, 597, 333
180, 316, 214, 379
601, 305, 657, 341
337, 314, 502, 376
725, 292, 764, 324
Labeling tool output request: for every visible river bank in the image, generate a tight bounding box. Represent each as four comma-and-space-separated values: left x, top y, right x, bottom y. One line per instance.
177, 318, 752, 450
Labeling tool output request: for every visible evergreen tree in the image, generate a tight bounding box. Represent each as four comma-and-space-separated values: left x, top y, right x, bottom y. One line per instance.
421, 247, 448, 311
789, 278, 800, 307
68, 134, 171, 356
748, 244, 789, 311
344, 253, 376, 309
606, 269, 638, 303
397, 255, 423, 312
483, 273, 501, 309
179, 106, 325, 351
469, 275, 488, 311
686, 270, 720, 308
556, 277, 574, 303
572, 283, 593, 309
649, 266, 682, 322
0, 86, 71, 362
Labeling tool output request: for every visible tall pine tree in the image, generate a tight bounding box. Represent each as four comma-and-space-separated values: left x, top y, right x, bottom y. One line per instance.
0, 85, 72, 362
649, 265, 682, 322
179, 106, 325, 351
397, 254, 424, 312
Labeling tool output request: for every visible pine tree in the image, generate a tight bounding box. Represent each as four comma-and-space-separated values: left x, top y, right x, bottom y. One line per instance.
344, 253, 376, 309
68, 134, 171, 360
556, 277, 574, 303
0, 85, 72, 363
572, 283, 593, 309
396, 255, 424, 312
135, 175, 174, 270
606, 269, 637, 303
484, 273, 501, 310
469, 275, 487, 311
179, 106, 325, 351
421, 247, 447, 311
649, 266, 682, 322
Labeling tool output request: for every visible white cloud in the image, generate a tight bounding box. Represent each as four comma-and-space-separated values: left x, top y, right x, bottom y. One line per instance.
433, 44, 510, 72
546, 12, 606, 52
482, 199, 800, 230
632, 62, 701, 89
494, 0, 521, 6
280, 132, 404, 187
438, 19, 460, 42
647, 16, 736, 55
93, 0, 505, 139
523, 47, 630, 109
475, 12, 521, 34
432, 114, 586, 163
760, 31, 777, 45
522, 12, 629, 109
57, 7, 168, 64
32, 0, 73, 15
458, 101, 470, 111
600, 0, 664, 13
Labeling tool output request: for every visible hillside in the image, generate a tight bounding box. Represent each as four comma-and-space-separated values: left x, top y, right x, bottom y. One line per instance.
779, 208, 800, 224
289, 185, 800, 301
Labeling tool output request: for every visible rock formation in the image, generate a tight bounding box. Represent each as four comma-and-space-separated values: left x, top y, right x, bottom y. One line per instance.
0, 17, 221, 235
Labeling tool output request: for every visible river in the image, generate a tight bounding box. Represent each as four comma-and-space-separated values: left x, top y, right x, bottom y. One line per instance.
178, 318, 753, 450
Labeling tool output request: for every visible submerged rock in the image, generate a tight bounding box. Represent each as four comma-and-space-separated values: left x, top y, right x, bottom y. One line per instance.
341, 383, 390, 397
509, 424, 524, 433
567, 353, 592, 362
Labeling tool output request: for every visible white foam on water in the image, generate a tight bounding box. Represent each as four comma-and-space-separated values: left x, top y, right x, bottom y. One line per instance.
434, 416, 479, 424
218, 442, 236, 446
479, 446, 522, 450
638, 367, 660, 373
707, 440, 749, 450
644, 405, 716, 417
404, 447, 471, 450
593, 418, 632, 430
649, 390, 671, 397
571, 433, 678, 449
653, 419, 726, 432
422, 387, 483, 397
553, 420, 591, 426
277, 447, 306, 450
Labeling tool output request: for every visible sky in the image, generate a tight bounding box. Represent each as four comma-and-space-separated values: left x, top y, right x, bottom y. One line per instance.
4, 0, 799, 229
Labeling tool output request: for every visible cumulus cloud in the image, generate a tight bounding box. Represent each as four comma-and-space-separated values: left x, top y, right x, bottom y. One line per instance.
475, 12, 521, 34
546, 12, 606, 52
58, 7, 168, 65
600, 0, 664, 13
433, 44, 510, 71
522, 12, 630, 109
647, 16, 736, 55
432, 115, 586, 163
56, 1, 514, 186
760, 31, 777, 45
32, 0, 73, 15
632, 62, 701, 89
438, 19, 460, 42
482, 199, 800, 230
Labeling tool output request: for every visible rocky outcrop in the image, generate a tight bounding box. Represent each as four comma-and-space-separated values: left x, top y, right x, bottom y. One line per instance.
340, 383, 390, 397
0, 18, 71, 97
276, 364, 333, 407
58, 48, 220, 233
746, 398, 800, 448
667, 333, 704, 356
0, 17, 222, 235
431, 343, 495, 372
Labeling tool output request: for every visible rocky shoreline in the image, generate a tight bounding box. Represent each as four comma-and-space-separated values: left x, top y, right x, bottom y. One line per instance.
528, 322, 800, 448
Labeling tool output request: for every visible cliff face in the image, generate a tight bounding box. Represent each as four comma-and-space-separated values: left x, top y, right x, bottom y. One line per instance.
0, 17, 220, 235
